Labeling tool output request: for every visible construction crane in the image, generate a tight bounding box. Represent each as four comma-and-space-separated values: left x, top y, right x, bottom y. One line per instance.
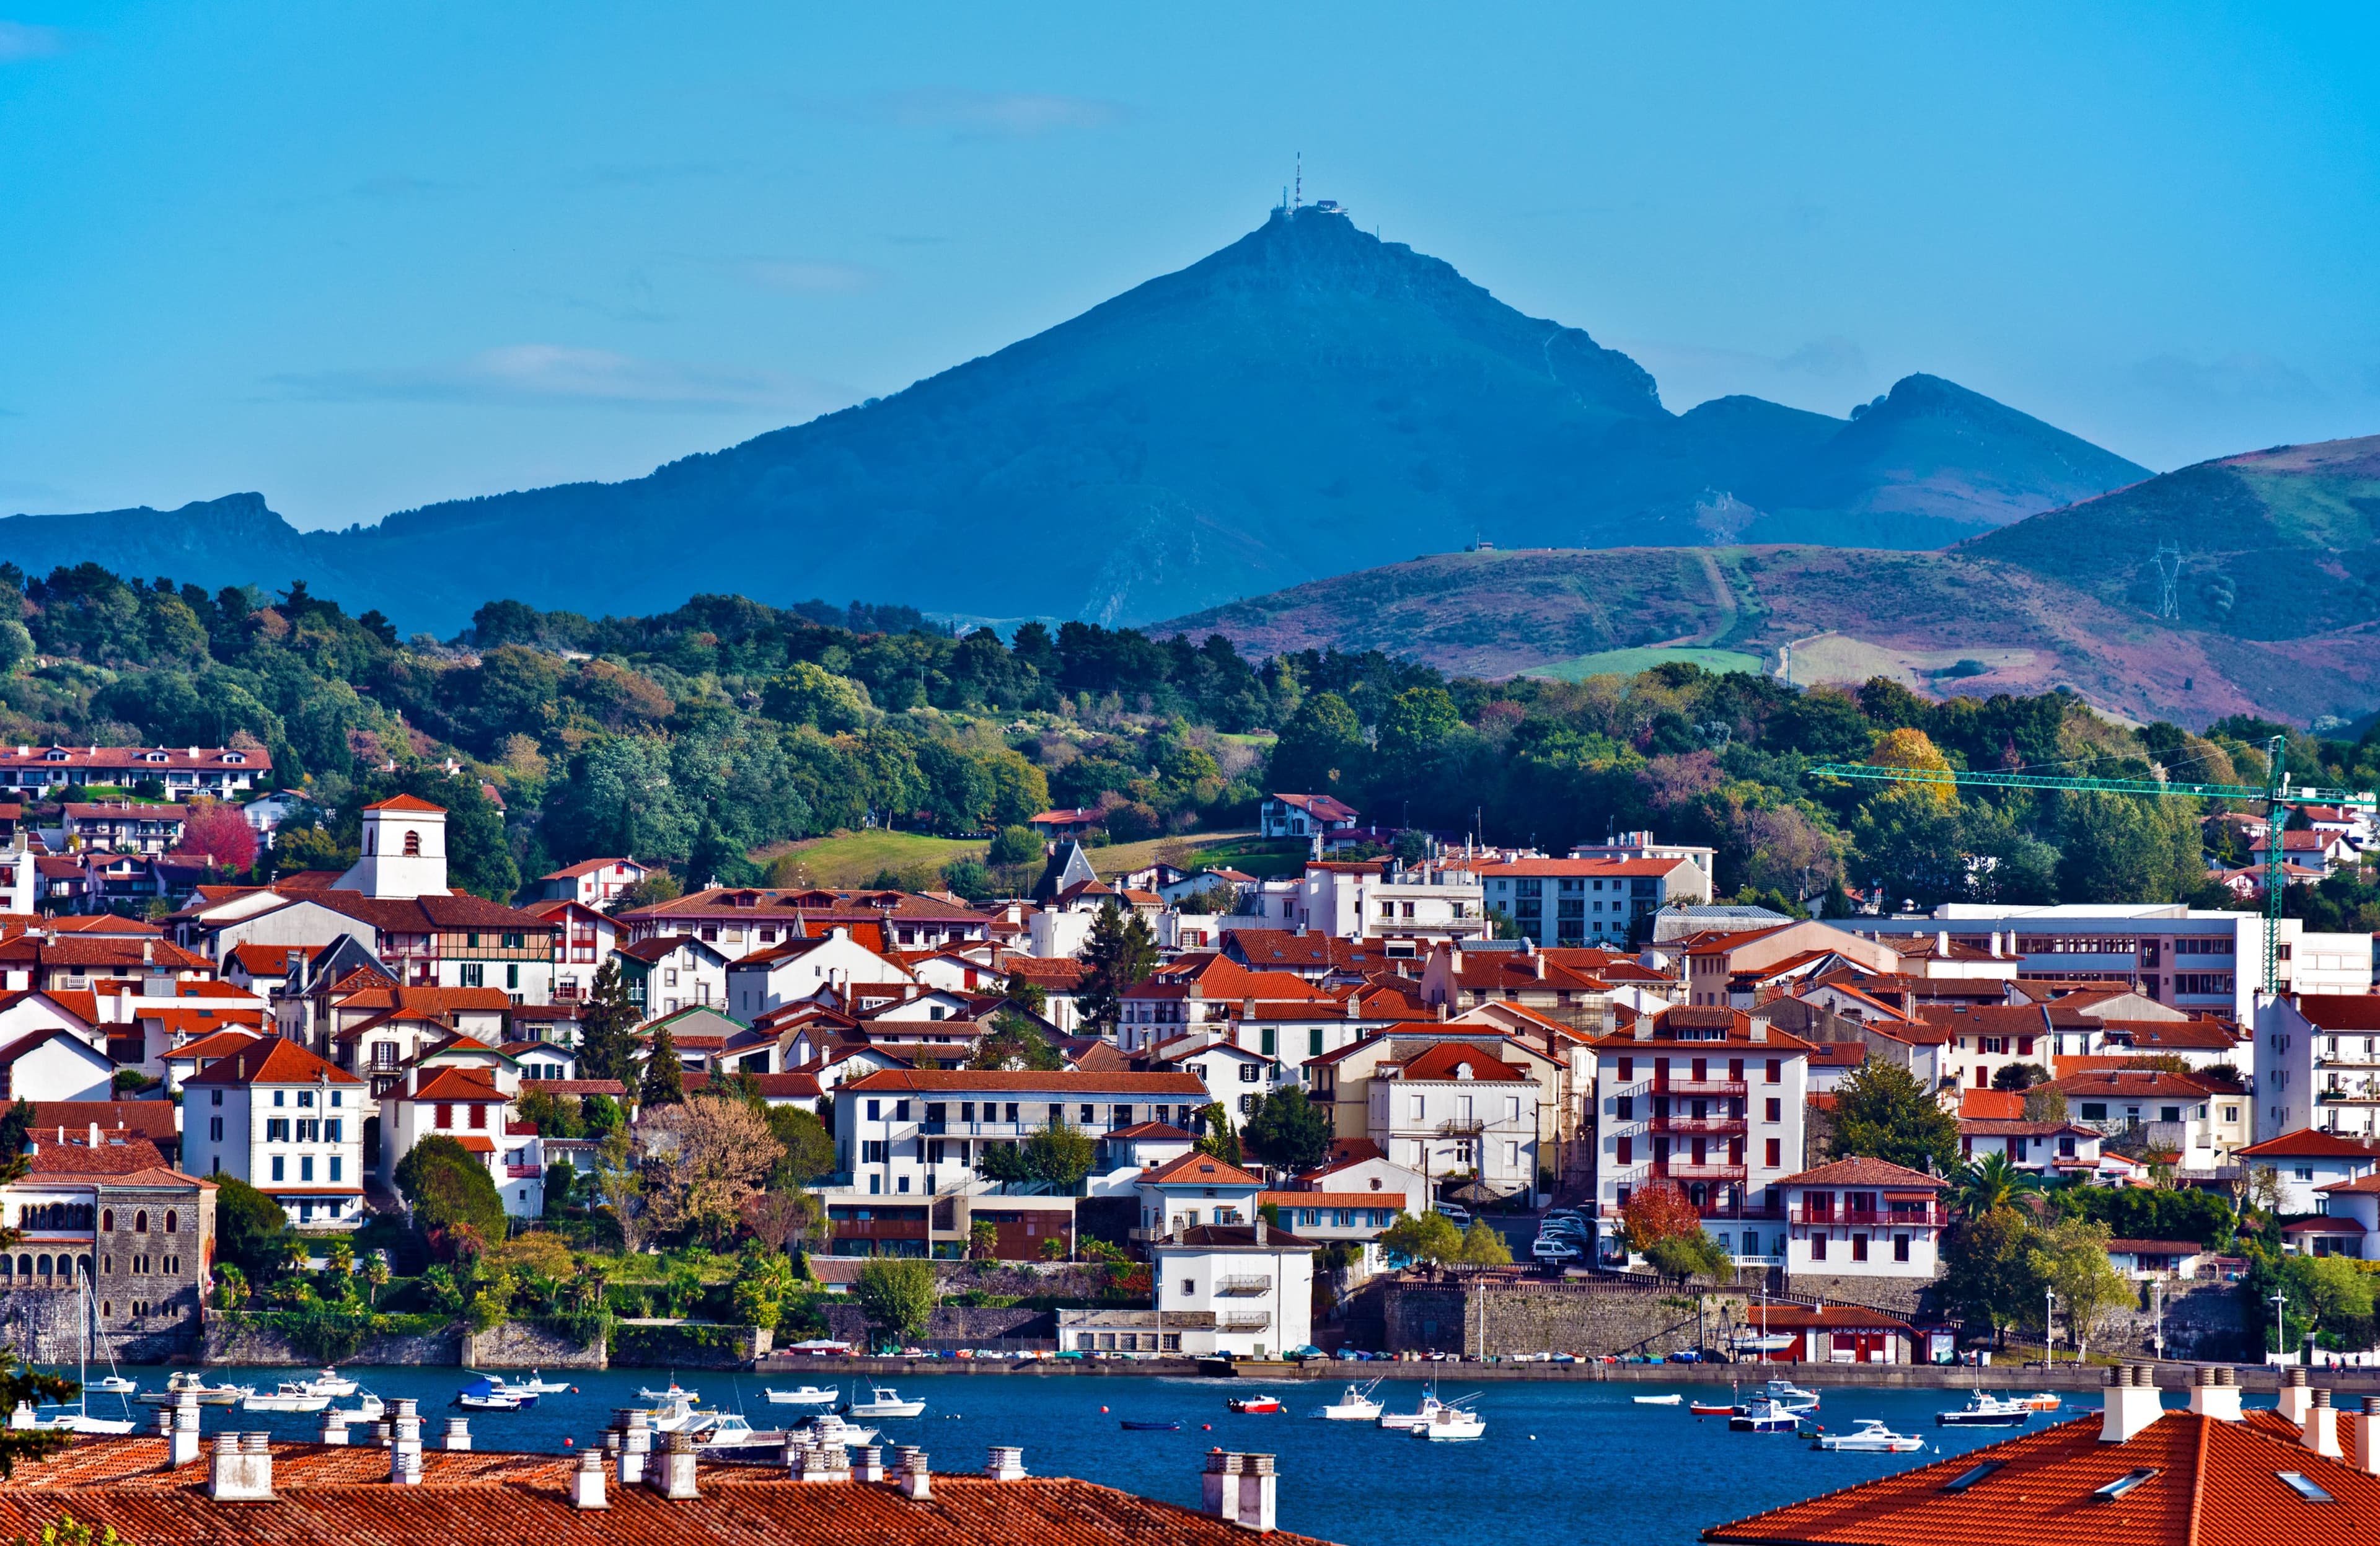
1810, 735, 2380, 998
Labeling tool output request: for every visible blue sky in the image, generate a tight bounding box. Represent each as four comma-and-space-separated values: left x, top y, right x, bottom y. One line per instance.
2, 2, 2375, 529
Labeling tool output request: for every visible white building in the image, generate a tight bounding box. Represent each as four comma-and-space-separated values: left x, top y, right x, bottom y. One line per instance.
1587, 1007, 1813, 1267
1132, 1152, 1266, 1241
1258, 794, 1360, 842
334, 796, 450, 899
1150, 1220, 1316, 1358
1844, 904, 2372, 1019
377, 1065, 540, 1219
831, 1069, 1210, 1203
179, 1039, 367, 1229
1776, 1157, 1947, 1284
0, 1029, 117, 1104
2233, 1128, 2380, 1215
2255, 994, 2380, 1141
1280, 860, 1489, 948
725, 929, 915, 1021
532, 858, 649, 907
1567, 830, 1719, 899
1479, 856, 1712, 948
1366, 1042, 1541, 1204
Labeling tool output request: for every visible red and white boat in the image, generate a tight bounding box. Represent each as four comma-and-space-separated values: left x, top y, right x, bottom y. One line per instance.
1227, 1395, 1283, 1413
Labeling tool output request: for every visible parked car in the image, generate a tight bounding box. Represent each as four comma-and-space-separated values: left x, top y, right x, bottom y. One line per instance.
1531, 1236, 1584, 1263
1433, 1203, 1473, 1228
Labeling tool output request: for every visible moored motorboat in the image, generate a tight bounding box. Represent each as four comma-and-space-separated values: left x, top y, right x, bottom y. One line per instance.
244, 1383, 332, 1413
1227, 1395, 1283, 1414
1814, 1418, 1925, 1452
136, 1372, 250, 1407
299, 1368, 358, 1397
844, 1384, 925, 1418
1313, 1380, 1383, 1420
790, 1413, 877, 1447
2017, 1392, 2061, 1412
1634, 1394, 1683, 1406
329, 1392, 385, 1423
1377, 1390, 1450, 1431
1414, 1405, 1485, 1441
1689, 1400, 1737, 1416
638, 1379, 699, 1404
1121, 1419, 1183, 1431
90, 1376, 137, 1397
1755, 1377, 1819, 1410
454, 1377, 534, 1412
1729, 1399, 1803, 1434
766, 1385, 840, 1407
508, 1369, 571, 1394
1936, 1389, 2032, 1428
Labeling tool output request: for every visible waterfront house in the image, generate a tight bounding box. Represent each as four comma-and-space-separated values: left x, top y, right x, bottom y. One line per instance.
531, 856, 650, 907
1, 1133, 214, 1358
1735, 1303, 1918, 1365
377, 1065, 539, 1218
178, 1039, 366, 1230
1148, 1219, 1316, 1359
1774, 1156, 1947, 1292
1365, 1040, 1542, 1205
2229, 1128, 2378, 1214
1131, 1153, 1265, 1242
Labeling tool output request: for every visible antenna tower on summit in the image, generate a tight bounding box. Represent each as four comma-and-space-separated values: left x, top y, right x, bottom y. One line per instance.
2153, 539, 2182, 620
1294, 151, 1302, 211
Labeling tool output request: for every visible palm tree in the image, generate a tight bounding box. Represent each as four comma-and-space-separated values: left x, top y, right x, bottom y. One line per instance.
1952, 1151, 2038, 1219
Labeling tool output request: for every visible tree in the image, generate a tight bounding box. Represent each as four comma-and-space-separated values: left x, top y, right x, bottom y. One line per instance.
642, 1096, 779, 1248
1242, 1086, 1333, 1174
1021, 1118, 1096, 1187
853, 1257, 938, 1348
2056, 789, 2200, 905
593, 1126, 648, 1253
2025, 1217, 2132, 1362
968, 1219, 998, 1259
765, 1104, 839, 1187
1617, 1181, 1702, 1253
965, 1011, 1063, 1072
1376, 687, 1460, 766
1271, 692, 1367, 794
2278, 1252, 2376, 1343
0, 1100, 32, 1162
740, 1187, 824, 1253
640, 1024, 685, 1107
1075, 902, 1157, 1030
1939, 1205, 2033, 1346
1865, 727, 1955, 809
213, 1174, 297, 1278
1643, 1231, 1733, 1286
1991, 1062, 2050, 1091
394, 1135, 507, 1258
1950, 1153, 2037, 1220
1380, 1210, 1463, 1265
988, 825, 1042, 868
1192, 1102, 1243, 1164
1456, 1218, 1514, 1267
1830, 1057, 1959, 1175
998, 970, 1049, 1018
541, 1158, 581, 1216
171, 796, 257, 872
2023, 1086, 2069, 1123
576, 960, 640, 1083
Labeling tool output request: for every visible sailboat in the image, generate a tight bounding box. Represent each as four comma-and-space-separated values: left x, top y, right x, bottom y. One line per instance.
27, 1265, 134, 1434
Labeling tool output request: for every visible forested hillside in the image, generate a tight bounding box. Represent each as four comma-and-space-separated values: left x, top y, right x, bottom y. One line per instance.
1, 561, 2373, 928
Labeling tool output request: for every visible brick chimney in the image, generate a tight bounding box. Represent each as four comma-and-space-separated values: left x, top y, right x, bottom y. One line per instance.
2186, 1364, 2242, 1421
2099, 1363, 2164, 1443
897, 1448, 932, 1500
208, 1432, 273, 1501
571, 1449, 608, 1509
1202, 1450, 1277, 1533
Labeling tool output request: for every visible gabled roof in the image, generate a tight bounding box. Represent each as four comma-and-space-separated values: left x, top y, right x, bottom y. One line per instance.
1106, 1121, 1192, 1141
1142, 1152, 1264, 1187
0, 1027, 111, 1069
24, 1138, 176, 1176
1386, 1043, 1532, 1083
359, 794, 446, 814
388, 1066, 506, 1103
1775, 1156, 1946, 1190
840, 1068, 1206, 1096
2295, 995, 2380, 1032
182, 1039, 363, 1088
2235, 1130, 2379, 1160
2047, 1068, 2223, 1100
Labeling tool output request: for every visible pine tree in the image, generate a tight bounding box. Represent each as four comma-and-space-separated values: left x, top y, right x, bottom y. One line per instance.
1076, 901, 1158, 1030
641, 1023, 685, 1107
576, 959, 639, 1083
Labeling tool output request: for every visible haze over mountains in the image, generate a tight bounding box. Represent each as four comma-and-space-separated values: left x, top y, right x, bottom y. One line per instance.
1, 206, 2149, 635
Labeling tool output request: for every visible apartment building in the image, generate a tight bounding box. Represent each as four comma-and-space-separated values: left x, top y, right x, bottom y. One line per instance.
1365, 1042, 1541, 1203
1589, 1007, 1814, 1268
178, 1039, 366, 1229
1776, 1157, 1947, 1292
2254, 994, 2380, 1141
1478, 856, 1710, 947
0, 744, 269, 797
831, 1068, 1209, 1201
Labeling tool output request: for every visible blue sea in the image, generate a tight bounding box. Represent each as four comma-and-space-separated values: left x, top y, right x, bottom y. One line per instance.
54, 1366, 2136, 1546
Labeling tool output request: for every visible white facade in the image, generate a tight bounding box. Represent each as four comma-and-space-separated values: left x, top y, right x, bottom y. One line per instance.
333, 800, 449, 900
377, 1066, 540, 1219
1295, 863, 1488, 946
1151, 1224, 1316, 1358
0, 1030, 115, 1103
180, 1046, 367, 1231
726, 928, 915, 1021
1365, 1049, 1541, 1200
1482, 858, 1709, 947
2254, 996, 2380, 1141
833, 1071, 1210, 1201
1776, 1161, 1946, 1281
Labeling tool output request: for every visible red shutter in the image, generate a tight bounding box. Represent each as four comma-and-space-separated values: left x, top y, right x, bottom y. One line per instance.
1616, 1136, 1632, 1166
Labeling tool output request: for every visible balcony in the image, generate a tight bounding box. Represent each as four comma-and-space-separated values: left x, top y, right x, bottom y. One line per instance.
1217, 1312, 1272, 1332
1649, 1116, 1745, 1137
1214, 1275, 1273, 1298
1652, 1161, 1747, 1183
1655, 1079, 1747, 1099
1789, 1206, 1941, 1228
505, 1163, 540, 1179
921, 1121, 950, 1135
831, 1219, 930, 1242
1436, 1118, 1487, 1136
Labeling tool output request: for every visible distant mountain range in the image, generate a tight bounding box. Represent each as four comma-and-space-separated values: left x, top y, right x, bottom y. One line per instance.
0, 206, 2149, 635
1156, 434, 2380, 728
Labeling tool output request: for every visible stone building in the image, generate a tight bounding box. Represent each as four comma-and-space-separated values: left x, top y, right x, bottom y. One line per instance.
0, 1133, 216, 1360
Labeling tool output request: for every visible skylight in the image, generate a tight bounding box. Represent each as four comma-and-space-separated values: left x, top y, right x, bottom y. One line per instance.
1941, 1462, 2003, 1493
2277, 1472, 2336, 1503
2094, 1470, 2157, 1500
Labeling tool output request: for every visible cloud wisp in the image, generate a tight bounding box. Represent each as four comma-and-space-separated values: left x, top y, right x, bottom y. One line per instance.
270, 344, 841, 415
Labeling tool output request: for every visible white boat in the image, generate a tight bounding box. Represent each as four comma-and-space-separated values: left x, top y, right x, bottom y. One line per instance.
1377, 1390, 1450, 1431
791, 1413, 878, 1447
9, 1402, 134, 1436
1634, 1394, 1683, 1406
40, 1265, 137, 1433
299, 1369, 357, 1397
1756, 1377, 1820, 1409
646, 1395, 706, 1433
508, 1369, 571, 1394
243, 1383, 332, 1413
844, 1384, 925, 1418
1814, 1418, 1925, 1453
136, 1371, 250, 1407
90, 1376, 138, 1396
1729, 1399, 1804, 1434
1313, 1379, 1383, 1421
765, 1385, 841, 1407
330, 1392, 386, 1423
1732, 1333, 1797, 1353
1414, 1405, 1485, 1441
638, 1379, 699, 1404
1935, 1389, 2033, 1428
454, 1377, 534, 1412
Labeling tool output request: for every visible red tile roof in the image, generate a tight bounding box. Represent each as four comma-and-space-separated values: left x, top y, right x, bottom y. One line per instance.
2295, 995, 2380, 1032
840, 1069, 1207, 1096
1259, 1190, 1405, 1210
181, 1039, 362, 1088
2234, 1130, 2380, 1160
1706, 1409, 2380, 1546
1144, 1153, 1264, 1187
1386, 1043, 1532, 1083
25, 1138, 172, 1175
359, 794, 447, 813
1775, 1157, 1946, 1190
26, 1101, 179, 1145
2047, 1068, 2223, 1100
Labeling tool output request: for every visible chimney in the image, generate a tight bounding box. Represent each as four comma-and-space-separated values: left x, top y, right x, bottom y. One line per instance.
318, 1407, 354, 1446
1254, 1214, 1267, 1246
1990, 932, 2003, 959
441, 1417, 471, 1451
2280, 1364, 2314, 1426
2187, 1364, 2242, 1422
897, 1449, 932, 1501
985, 1446, 1027, 1482
615, 1409, 652, 1486
207, 1432, 274, 1501
854, 1446, 886, 1483
571, 1449, 608, 1510
142, 939, 154, 966
405, 1065, 419, 1097
2099, 1363, 2164, 1444
2303, 1386, 2343, 1460
1935, 930, 1949, 955
389, 1397, 423, 1483
87, 1122, 99, 1148
2356, 1397, 2380, 1476
169, 1389, 202, 1466
651, 1431, 699, 1499
1203, 1450, 1277, 1533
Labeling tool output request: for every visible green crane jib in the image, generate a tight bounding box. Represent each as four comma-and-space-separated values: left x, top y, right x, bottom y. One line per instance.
1809, 736, 2380, 999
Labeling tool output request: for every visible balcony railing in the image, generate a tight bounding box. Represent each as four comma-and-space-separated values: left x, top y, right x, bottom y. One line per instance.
1649, 1116, 1746, 1136
1655, 1079, 1747, 1099
1653, 1161, 1747, 1182
505, 1163, 540, 1179
1214, 1275, 1273, 1298
1789, 1206, 1941, 1227
1217, 1312, 1272, 1332
1436, 1118, 1487, 1136
831, 1219, 929, 1241
1600, 1201, 1783, 1221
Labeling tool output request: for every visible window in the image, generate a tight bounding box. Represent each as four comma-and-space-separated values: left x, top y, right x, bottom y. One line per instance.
1616, 1058, 1633, 1082
1408, 1094, 1424, 1121
1942, 1462, 2004, 1493
1238, 1093, 1258, 1115
865, 1100, 881, 1122
2081, 1102, 2107, 1120
1239, 1063, 1260, 1083
1765, 1098, 1781, 1123
325, 1119, 341, 1143
270, 1156, 284, 1182
211, 1090, 222, 1107
208, 1117, 223, 1142
265, 1118, 289, 1142
1615, 1137, 1632, 1166
1615, 1095, 1634, 1120
2276, 1471, 2336, 1503
328, 1157, 342, 1183
273, 1090, 286, 1107
435, 1104, 452, 1130
300, 1157, 314, 1182
1310, 1027, 1324, 1057
402, 829, 421, 856
1810, 1233, 1827, 1262
1765, 1138, 1781, 1168
1893, 1233, 1911, 1263
1851, 1232, 1869, 1262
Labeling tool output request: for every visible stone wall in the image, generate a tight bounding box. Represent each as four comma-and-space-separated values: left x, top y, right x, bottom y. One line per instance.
0, 1289, 200, 1364
1785, 1273, 1935, 1317
609, 1322, 769, 1369
822, 1304, 1056, 1350
201, 1315, 462, 1367
464, 1319, 608, 1370
1381, 1276, 1713, 1358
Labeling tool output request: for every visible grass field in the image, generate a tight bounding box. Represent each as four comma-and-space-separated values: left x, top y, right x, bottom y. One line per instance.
767, 830, 987, 887
1084, 829, 1306, 880
1524, 645, 1769, 682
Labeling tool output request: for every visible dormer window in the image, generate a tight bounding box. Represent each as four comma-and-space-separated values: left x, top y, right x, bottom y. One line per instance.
221, 753, 245, 764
